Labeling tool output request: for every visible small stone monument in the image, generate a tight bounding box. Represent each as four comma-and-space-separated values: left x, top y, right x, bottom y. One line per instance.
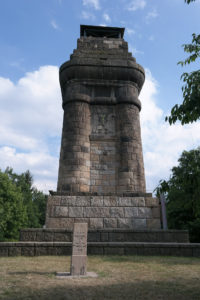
70, 222, 88, 276
56, 222, 97, 278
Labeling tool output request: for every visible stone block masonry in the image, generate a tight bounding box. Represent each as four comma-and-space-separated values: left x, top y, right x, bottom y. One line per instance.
44, 25, 161, 230
57, 25, 146, 195
45, 195, 161, 230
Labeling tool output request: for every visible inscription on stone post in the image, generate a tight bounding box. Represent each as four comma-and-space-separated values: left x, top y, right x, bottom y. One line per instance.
70, 223, 88, 276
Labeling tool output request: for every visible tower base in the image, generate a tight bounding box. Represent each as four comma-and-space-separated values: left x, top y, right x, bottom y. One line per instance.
45, 193, 161, 230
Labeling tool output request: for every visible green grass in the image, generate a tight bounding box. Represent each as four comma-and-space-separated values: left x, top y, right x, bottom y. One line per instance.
0, 255, 200, 299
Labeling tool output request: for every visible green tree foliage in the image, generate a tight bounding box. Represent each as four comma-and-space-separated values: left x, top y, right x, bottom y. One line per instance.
0, 168, 47, 241
0, 171, 27, 241
166, 0, 200, 125
155, 148, 200, 242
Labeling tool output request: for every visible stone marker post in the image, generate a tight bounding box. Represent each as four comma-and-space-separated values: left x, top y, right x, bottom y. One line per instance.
70, 223, 88, 276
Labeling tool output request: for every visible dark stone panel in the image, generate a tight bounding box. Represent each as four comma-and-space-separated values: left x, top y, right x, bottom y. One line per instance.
87, 246, 104, 255
104, 246, 125, 255
9, 246, 21, 256
100, 232, 109, 242
88, 232, 101, 242
21, 246, 35, 256
124, 247, 138, 255
53, 232, 72, 242
0, 246, 8, 256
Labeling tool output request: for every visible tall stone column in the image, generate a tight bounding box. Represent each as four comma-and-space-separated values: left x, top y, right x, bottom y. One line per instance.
57, 98, 91, 193
116, 84, 146, 193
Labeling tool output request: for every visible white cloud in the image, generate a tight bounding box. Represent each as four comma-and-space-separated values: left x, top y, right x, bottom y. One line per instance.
50, 20, 60, 30
127, 0, 146, 11
126, 28, 135, 35
140, 69, 200, 192
0, 66, 62, 193
83, 0, 100, 10
103, 13, 111, 23
145, 8, 158, 23
81, 11, 96, 20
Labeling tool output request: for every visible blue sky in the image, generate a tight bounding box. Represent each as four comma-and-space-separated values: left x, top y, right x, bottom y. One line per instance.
0, 0, 200, 193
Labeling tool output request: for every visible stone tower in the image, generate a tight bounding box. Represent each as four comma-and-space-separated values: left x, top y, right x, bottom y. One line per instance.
45, 25, 161, 230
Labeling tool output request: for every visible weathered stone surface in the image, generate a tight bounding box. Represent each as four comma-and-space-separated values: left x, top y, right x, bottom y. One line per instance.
147, 219, 161, 229
145, 197, 159, 207
44, 26, 161, 231
132, 219, 147, 229
103, 218, 117, 228
71, 223, 88, 276
138, 207, 152, 218
124, 207, 138, 218
19, 228, 190, 243
90, 196, 104, 206
152, 207, 161, 218
54, 206, 68, 217
69, 207, 84, 218
83, 207, 110, 218
103, 196, 118, 207
9, 246, 21, 256
57, 25, 146, 195
1, 241, 200, 257
61, 196, 90, 206
47, 217, 74, 230
89, 218, 103, 229
46, 195, 161, 230
117, 218, 132, 228
110, 207, 124, 218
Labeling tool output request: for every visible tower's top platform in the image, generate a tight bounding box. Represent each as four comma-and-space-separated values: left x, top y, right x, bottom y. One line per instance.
80, 25, 125, 38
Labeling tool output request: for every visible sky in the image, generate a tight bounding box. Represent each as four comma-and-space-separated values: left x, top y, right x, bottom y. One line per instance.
0, 0, 200, 193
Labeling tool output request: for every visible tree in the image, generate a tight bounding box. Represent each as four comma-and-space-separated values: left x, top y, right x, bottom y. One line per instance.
155, 148, 200, 242
5, 168, 47, 228
166, 0, 200, 125
0, 168, 47, 241
0, 170, 28, 241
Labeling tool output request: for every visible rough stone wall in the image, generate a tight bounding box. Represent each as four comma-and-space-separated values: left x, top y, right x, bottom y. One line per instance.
45, 195, 161, 230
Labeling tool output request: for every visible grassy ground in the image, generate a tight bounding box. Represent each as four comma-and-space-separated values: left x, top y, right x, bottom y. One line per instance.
0, 255, 200, 300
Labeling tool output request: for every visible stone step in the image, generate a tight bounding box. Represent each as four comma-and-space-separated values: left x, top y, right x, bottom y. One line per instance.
20, 229, 189, 243
0, 241, 200, 257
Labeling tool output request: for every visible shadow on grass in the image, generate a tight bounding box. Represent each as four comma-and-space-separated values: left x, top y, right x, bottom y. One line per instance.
1, 278, 200, 300
100, 255, 200, 265
8, 271, 55, 275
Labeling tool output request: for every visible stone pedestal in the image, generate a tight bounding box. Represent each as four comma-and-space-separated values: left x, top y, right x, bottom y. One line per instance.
45, 194, 161, 230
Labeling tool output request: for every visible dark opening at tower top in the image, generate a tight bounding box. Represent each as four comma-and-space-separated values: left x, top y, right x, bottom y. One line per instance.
80, 25, 125, 38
